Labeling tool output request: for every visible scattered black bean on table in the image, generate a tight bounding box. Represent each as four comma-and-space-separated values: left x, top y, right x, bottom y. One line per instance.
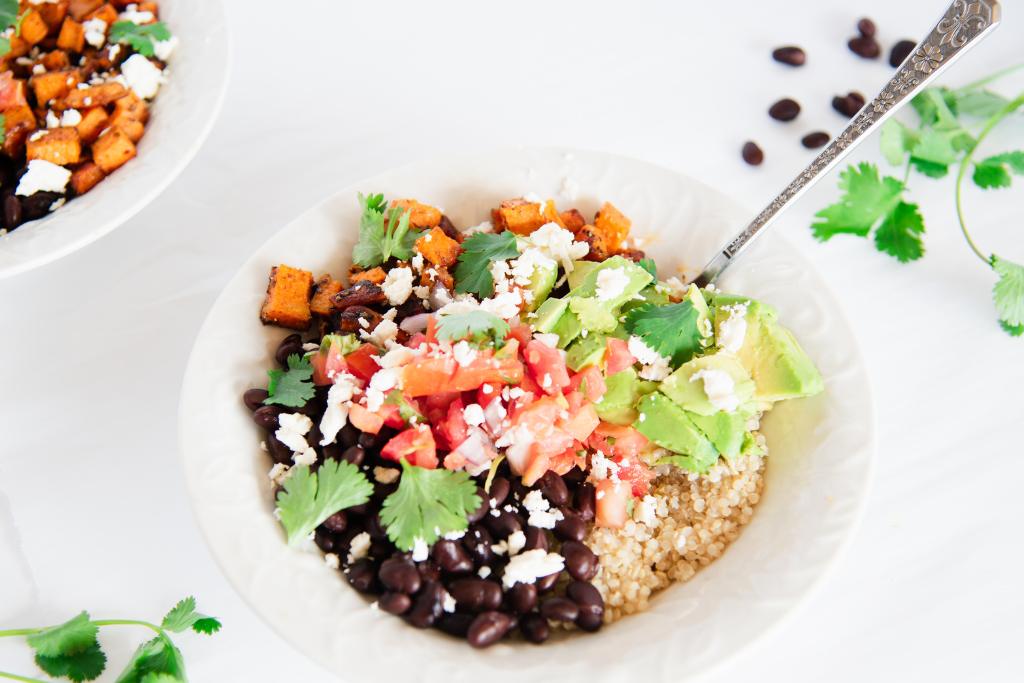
848, 35, 881, 59
768, 97, 801, 122
741, 141, 764, 166
890, 39, 916, 68
772, 45, 806, 66
801, 131, 830, 149
856, 17, 877, 38
832, 91, 866, 118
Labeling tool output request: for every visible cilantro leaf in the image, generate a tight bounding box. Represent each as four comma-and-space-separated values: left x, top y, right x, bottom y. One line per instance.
115, 635, 185, 683
275, 460, 372, 546
952, 89, 1009, 118
637, 257, 657, 278
992, 255, 1024, 332
351, 194, 419, 267
35, 642, 106, 682
109, 21, 172, 58
264, 353, 315, 408
434, 309, 510, 346
190, 618, 222, 636
874, 201, 925, 263
909, 128, 959, 178
624, 301, 702, 366
811, 163, 904, 240
161, 597, 220, 636
1000, 320, 1024, 336
879, 120, 918, 166
453, 231, 520, 297
26, 612, 98, 658
973, 151, 1024, 190
0, 0, 17, 29
380, 459, 481, 551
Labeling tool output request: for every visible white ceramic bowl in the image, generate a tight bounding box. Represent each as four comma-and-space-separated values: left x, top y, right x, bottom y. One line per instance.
179, 148, 875, 682
0, 0, 230, 278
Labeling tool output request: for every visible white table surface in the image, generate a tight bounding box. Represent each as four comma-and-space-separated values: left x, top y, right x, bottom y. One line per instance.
2, 0, 1022, 680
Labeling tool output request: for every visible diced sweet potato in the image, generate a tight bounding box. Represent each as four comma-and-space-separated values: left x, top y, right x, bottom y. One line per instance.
419, 265, 454, 291
109, 110, 144, 142
493, 198, 547, 235
58, 82, 127, 109
540, 200, 566, 229
113, 91, 149, 123
136, 1, 159, 15
575, 224, 614, 262
560, 209, 586, 233
6, 36, 30, 59
91, 127, 135, 172
30, 69, 79, 105
391, 198, 442, 229
85, 3, 117, 24
42, 50, 71, 71
414, 226, 461, 267
26, 128, 82, 165
70, 161, 105, 195
3, 104, 36, 133
310, 275, 344, 317
20, 11, 50, 45
75, 107, 109, 143
348, 266, 386, 285
2, 105, 37, 157
38, 1, 70, 30
69, 0, 103, 21
593, 202, 631, 253
260, 265, 314, 330
56, 18, 85, 53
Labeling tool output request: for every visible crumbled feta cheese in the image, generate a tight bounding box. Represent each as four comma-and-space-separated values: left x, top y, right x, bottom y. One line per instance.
663, 276, 689, 298
492, 529, 526, 557
533, 332, 560, 348
49, 198, 65, 212
410, 253, 424, 271
502, 549, 565, 588
319, 373, 359, 445
443, 529, 466, 541
118, 6, 155, 24
690, 369, 740, 413
16, 160, 71, 197
595, 267, 629, 301
628, 335, 671, 381
324, 553, 340, 569
452, 340, 478, 367
477, 566, 491, 578
518, 222, 589, 271
60, 109, 82, 127
153, 35, 178, 61
361, 316, 398, 347
382, 267, 414, 306
32, 63, 45, 75
462, 403, 485, 427
522, 490, 564, 529
718, 303, 748, 354
376, 343, 419, 368
442, 590, 456, 613
267, 463, 291, 486
590, 449, 621, 482
347, 532, 371, 563
276, 412, 317, 465
411, 537, 429, 562
480, 290, 522, 320
83, 18, 107, 48
45, 110, 59, 128
120, 53, 163, 99
509, 247, 556, 287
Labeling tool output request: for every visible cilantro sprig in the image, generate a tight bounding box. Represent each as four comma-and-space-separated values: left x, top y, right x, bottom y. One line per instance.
624, 301, 702, 366
264, 353, 315, 408
0, 0, 19, 57
380, 459, 481, 551
0, 598, 220, 682
813, 67, 1024, 335
453, 231, 520, 297
435, 308, 510, 347
109, 21, 172, 58
275, 460, 373, 545
352, 193, 419, 268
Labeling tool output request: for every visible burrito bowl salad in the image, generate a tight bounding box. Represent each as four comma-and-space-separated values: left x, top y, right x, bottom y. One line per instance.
245, 193, 823, 647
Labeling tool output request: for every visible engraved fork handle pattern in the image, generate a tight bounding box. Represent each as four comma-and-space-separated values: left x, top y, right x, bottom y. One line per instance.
693, 0, 1002, 287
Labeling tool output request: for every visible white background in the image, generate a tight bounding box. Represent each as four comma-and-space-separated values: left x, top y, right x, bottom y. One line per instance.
2, 0, 1023, 681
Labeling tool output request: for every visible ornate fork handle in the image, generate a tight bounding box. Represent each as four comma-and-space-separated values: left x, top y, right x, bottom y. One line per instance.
694, 0, 1002, 287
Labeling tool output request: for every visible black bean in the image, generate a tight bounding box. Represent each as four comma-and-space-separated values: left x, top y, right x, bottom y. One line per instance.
535, 572, 560, 593
314, 528, 335, 552
378, 591, 412, 615
369, 539, 392, 559
406, 581, 444, 628
466, 611, 513, 648
417, 560, 442, 582
346, 559, 378, 594
379, 557, 421, 594
523, 526, 548, 552
321, 443, 344, 461
562, 466, 585, 485
575, 482, 596, 522
275, 334, 304, 366
449, 578, 503, 612
346, 501, 371, 516
487, 477, 510, 508
340, 445, 365, 467
467, 488, 488, 524
801, 131, 830, 149
365, 512, 387, 540
3, 193, 22, 230
537, 471, 570, 507
507, 582, 537, 614
265, 434, 292, 465
768, 98, 800, 122
357, 432, 377, 449
243, 388, 269, 411
832, 92, 865, 118
567, 580, 604, 630
436, 612, 474, 637
19, 191, 61, 221
520, 613, 549, 644
576, 609, 603, 632
848, 35, 880, 59
339, 422, 360, 447
540, 597, 579, 623
553, 512, 586, 543
771, 45, 806, 66
890, 39, 915, 67
252, 405, 282, 430
485, 509, 522, 539
741, 141, 764, 166
432, 539, 474, 574
561, 541, 598, 581
463, 526, 494, 566
856, 17, 876, 37
321, 511, 347, 533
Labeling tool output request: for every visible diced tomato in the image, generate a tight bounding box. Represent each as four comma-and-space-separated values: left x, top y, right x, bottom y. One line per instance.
521, 446, 551, 487
377, 403, 404, 430
402, 356, 458, 396
605, 338, 635, 375
475, 382, 502, 407
564, 390, 584, 414
448, 352, 524, 393
518, 369, 542, 397
405, 332, 428, 349
523, 340, 570, 395
445, 427, 498, 472
310, 337, 350, 385
547, 444, 587, 477
595, 479, 630, 528
559, 402, 600, 443
344, 344, 380, 382
425, 316, 439, 343
381, 424, 438, 469
617, 456, 656, 497
567, 365, 607, 403
437, 397, 469, 451
0, 72, 27, 111
507, 324, 532, 347
588, 423, 650, 460
507, 396, 575, 478
349, 403, 384, 435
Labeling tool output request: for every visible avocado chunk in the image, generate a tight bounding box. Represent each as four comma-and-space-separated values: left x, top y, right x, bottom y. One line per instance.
567, 256, 653, 333
684, 284, 713, 341
621, 284, 671, 315
595, 368, 657, 425
634, 393, 718, 472
567, 260, 600, 290
688, 410, 748, 459
553, 309, 583, 348
532, 296, 568, 334
525, 260, 558, 312
566, 333, 608, 372
659, 354, 756, 416
712, 297, 824, 402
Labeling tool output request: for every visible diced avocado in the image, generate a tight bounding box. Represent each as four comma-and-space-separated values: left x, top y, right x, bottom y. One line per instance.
684, 284, 713, 341
620, 284, 670, 315
318, 333, 361, 357
553, 309, 583, 348
568, 297, 619, 333
634, 393, 718, 471
713, 298, 824, 402
566, 333, 608, 372
567, 260, 600, 290
525, 260, 558, 312
532, 297, 568, 334
689, 410, 748, 459
659, 354, 756, 416
596, 368, 657, 425
567, 256, 654, 333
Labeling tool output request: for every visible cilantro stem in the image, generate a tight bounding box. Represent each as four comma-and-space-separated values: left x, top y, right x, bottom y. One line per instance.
0, 672, 49, 683
91, 619, 165, 635
0, 629, 40, 638
954, 93, 1024, 266
960, 63, 1024, 92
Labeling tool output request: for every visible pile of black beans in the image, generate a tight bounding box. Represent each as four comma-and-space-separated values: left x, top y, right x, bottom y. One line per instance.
0, 157, 66, 233
244, 334, 607, 648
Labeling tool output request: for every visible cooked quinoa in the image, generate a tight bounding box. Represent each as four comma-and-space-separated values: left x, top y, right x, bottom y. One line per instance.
587, 453, 765, 622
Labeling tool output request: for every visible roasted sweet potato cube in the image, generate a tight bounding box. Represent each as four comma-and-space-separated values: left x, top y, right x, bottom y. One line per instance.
20, 11, 50, 45
391, 198, 442, 229
260, 265, 314, 330
414, 226, 461, 267
494, 198, 547, 235
560, 209, 586, 233
59, 82, 127, 109
42, 50, 71, 71
70, 161, 105, 195
348, 266, 386, 285
91, 127, 135, 172
135, 2, 159, 17
110, 110, 144, 142
56, 18, 85, 52
310, 275, 344, 317
30, 69, 79, 105
575, 224, 613, 262
69, 0, 103, 21
593, 202, 631, 253
6, 36, 30, 59
113, 91, 149, 123
419, 265, 455, 292
75, 106, 109, 143
3, 104, 35, 132
540, 200, 566, 229
38, 1, 70, 30
85, 3, 117, 24
2, 105, 37, 157
26, 128, 82, 165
